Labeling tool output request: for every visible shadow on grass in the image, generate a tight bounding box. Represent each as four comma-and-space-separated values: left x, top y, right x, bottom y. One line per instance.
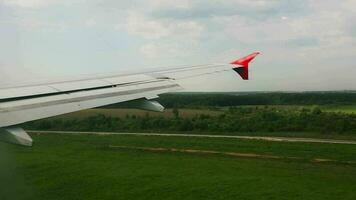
0, 143, 33, 200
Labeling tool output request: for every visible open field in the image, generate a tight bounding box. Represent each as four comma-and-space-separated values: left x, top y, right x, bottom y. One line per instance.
2, 132, 356, 200
322, 105, 356, 114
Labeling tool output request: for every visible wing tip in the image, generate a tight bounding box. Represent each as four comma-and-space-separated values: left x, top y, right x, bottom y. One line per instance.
231, 52, 260, 80
230, 52, 260, 67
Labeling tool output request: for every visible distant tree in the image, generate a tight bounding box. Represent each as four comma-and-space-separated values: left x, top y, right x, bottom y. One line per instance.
312, 107, 322, 115
172, 106, 180, 119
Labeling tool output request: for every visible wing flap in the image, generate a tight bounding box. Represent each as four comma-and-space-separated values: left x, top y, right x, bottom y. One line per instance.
0, 80, 181, 127
0, 85, 59, 100
102, 74, 153, 85
0, 74, 156, 101
49, 79, 111, 92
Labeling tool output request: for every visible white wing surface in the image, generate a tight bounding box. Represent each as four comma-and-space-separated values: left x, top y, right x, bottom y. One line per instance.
0, 52, 259, 146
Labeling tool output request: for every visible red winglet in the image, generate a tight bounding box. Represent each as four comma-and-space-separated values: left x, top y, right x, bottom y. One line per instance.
230, 52, 260, 80
230, 52, 260, 67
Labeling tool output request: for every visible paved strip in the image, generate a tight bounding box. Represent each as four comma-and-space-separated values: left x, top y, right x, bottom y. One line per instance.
27, 130, 356, 145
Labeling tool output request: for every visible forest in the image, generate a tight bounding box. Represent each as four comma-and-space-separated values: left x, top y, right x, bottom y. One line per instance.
156, 92, 356, 108
24, 92, 356, 134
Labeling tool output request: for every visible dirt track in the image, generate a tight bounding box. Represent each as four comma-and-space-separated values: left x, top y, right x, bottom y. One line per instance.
108, 145, 356, 164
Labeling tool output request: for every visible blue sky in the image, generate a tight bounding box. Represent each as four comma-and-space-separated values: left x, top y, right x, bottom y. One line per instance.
0, 0, 355, 91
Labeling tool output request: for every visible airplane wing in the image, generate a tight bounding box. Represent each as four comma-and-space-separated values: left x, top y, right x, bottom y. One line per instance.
0, 52, 259, 146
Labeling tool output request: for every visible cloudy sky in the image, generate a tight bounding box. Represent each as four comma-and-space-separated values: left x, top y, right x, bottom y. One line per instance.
0, 0, 355, 91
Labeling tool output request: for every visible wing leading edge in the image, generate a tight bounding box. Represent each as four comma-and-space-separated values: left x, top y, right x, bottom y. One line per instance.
0, 52, 259, 146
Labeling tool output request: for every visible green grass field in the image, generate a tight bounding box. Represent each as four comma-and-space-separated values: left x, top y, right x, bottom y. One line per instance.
2, 132, 356, 200
322, 105, 356, 114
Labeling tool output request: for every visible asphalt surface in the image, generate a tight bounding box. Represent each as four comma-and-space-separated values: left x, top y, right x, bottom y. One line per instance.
28, 130, 356, 145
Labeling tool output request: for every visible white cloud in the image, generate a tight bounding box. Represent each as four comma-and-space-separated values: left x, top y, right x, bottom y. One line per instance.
126, 12, 170, 39
85, 19, 97, 28
125, 12, 204, 40
286, 5, 355, 49
126, 10, 204, 61
0, 0, 355, 91
174, 21, 204, 38
139, 42, 197, 59
150, 0, 192, 10
1, 0, 85, 8
2, 0, 59, 8
228, 0, 279, 8
139, 43, 159, 58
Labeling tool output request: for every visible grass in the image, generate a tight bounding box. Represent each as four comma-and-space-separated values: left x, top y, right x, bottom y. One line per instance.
322, 105, 356, 114
2, 132, 356, 200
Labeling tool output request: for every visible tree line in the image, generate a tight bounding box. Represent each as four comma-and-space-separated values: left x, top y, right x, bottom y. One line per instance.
155, 92, 356, 108
24, 106, 356, 134
103, 92, 356, 109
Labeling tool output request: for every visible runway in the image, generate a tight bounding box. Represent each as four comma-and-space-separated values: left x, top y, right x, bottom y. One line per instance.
27, 130, 356, 145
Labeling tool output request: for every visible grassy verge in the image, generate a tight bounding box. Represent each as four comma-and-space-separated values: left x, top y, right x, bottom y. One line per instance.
2, 132, 356, 200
